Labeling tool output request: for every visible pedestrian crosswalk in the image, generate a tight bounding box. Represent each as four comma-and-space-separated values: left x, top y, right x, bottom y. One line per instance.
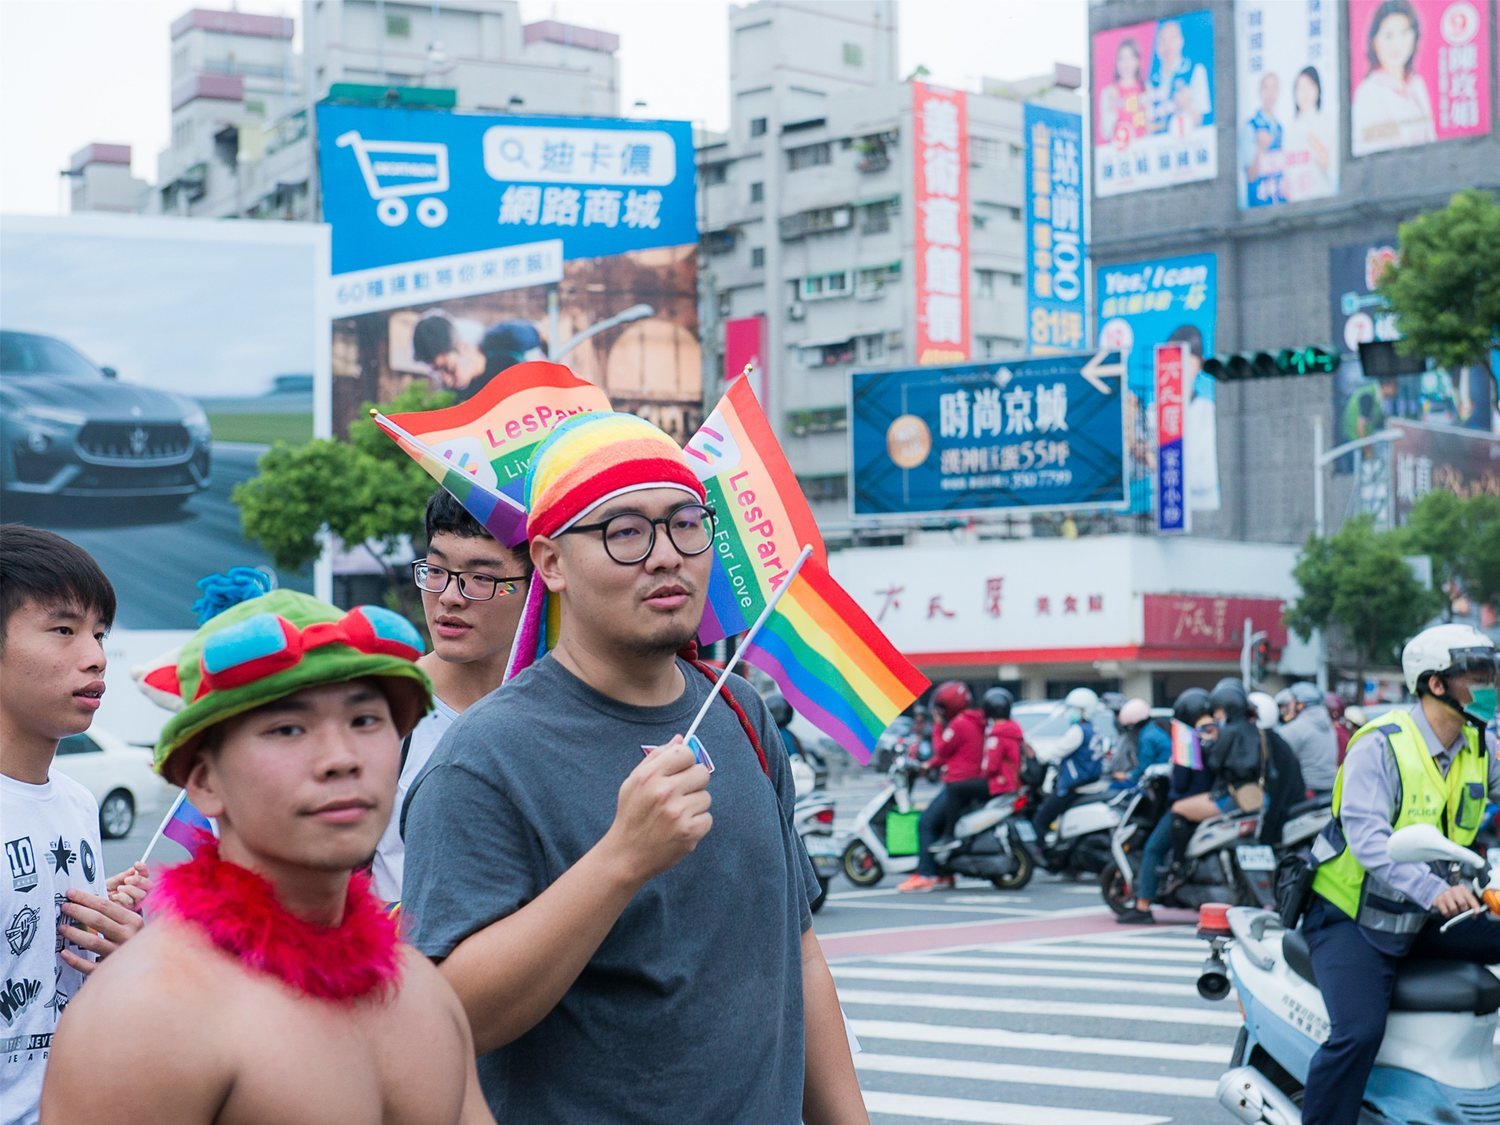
835, 925, 1237, 1124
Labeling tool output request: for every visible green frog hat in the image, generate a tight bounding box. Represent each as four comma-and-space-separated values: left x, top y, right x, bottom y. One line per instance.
137, 569, 432, 786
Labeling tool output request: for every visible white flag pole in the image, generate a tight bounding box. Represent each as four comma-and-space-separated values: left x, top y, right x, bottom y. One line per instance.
138, 790, 187, 866
683, 544, 815, 742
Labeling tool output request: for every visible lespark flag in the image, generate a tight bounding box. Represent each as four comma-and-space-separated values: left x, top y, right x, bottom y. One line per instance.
685, 380, 929, 762
372, 361, 612, 547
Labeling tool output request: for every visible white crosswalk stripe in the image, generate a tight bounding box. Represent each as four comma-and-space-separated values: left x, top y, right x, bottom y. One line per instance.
839, 927, 1238, 1124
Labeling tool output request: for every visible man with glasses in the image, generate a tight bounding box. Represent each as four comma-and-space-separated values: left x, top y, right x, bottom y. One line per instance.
1302, 625, 1500, 1123
370, 489, 531, 904
402, 412, 865, 1123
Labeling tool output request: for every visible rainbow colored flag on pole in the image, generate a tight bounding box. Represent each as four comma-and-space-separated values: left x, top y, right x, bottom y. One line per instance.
372, 362, 612, 547
686, 379, 928, 762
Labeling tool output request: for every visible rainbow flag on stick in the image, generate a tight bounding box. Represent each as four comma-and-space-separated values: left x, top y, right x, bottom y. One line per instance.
686, 379, 928, 762
1169, 720, 1203, 771
141, 791, 216, 863
373, 361, 612, 547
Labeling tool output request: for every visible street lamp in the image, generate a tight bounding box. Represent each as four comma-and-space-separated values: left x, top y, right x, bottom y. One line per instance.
1311, 414, 1403, 538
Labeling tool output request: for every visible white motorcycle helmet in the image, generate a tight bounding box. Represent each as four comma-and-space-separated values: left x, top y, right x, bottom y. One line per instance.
1064, 687, 1100, 721
1401, 624, 1497, 693
1248, 690, 1278, 730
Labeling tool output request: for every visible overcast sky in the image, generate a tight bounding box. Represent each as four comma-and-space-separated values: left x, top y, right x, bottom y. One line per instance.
0, 0, 1086, 216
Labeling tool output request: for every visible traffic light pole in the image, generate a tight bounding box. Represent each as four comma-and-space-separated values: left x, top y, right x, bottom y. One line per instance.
1311, 414, 1404, 538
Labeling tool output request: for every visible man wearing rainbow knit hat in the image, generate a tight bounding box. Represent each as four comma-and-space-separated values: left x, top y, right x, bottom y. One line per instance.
402, 411, 866, 1122
42, 578, 492, 1123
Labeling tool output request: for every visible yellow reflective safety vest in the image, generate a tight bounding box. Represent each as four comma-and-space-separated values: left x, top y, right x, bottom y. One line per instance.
1310, 708, 1487, 940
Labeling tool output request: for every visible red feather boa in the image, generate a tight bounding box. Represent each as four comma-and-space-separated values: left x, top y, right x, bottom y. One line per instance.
152, 841, 401, 1002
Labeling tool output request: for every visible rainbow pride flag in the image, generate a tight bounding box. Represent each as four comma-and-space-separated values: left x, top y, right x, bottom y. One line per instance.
373, 361, 612, 547
686, 379, 928, 762
162, 793, 215, 851
1169, 719, 1203, 771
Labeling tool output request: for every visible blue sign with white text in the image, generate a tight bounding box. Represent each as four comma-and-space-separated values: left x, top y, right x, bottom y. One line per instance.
850, 354, 1126, 518
316, 105, 698, 275
1023, 104, 1087, 355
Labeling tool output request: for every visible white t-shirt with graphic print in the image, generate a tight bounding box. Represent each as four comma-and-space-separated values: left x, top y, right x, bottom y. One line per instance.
1, 770, 105, 1125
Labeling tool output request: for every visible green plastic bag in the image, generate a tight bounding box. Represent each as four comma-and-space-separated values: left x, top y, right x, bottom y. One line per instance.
886, 810, 922, 856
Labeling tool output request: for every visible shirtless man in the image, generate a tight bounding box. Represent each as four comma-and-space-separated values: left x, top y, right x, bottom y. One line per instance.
41, 585, 491, 1124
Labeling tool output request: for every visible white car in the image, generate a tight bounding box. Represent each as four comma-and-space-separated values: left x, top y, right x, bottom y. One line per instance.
51, 728, 174, 839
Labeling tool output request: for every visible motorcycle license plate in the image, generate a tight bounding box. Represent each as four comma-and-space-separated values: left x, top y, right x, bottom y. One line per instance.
1012, 820, 1037, 843
1236, 844, 1276, 871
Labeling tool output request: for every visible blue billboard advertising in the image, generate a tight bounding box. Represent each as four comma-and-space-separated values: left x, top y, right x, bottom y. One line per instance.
1096, 253, 1219, 514
850, 353, 1126, 518
316, 104, 702, 445
1024, 104, 1087, 356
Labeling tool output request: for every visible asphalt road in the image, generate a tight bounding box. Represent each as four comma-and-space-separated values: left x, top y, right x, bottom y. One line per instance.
811, 772, 1236, 1124
19, 444, 314, 630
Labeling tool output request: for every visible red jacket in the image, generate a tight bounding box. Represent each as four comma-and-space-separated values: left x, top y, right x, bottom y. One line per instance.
982, 718, 1024, 796
932, 708, 986, 783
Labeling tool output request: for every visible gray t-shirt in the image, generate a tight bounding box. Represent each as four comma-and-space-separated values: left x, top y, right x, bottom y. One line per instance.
402, 655, 817, 1123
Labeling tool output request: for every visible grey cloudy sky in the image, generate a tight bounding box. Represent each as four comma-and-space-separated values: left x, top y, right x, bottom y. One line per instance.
0, 0, 1086, 216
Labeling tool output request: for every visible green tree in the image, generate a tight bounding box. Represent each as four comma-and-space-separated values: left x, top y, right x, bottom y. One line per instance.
1398, 490, 1500, 612
1286, 516, 1444, 688
1375, 188, 1500, 370
232, 383, 454, 621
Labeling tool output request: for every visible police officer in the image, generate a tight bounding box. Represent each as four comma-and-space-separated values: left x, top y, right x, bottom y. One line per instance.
1302, 624, 1500, 1125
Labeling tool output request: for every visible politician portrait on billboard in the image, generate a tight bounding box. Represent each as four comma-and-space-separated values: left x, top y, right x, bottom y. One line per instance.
1348, 0, 1492, 156
1092, 9, 1218, 197
1235, 0, 1341, 209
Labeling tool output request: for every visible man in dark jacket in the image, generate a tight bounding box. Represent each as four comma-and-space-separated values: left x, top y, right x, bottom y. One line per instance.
899, 682, 985, 893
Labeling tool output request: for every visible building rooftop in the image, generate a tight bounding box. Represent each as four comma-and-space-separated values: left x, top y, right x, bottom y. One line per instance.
522, 20, 620, 54
170, 8, 294, 41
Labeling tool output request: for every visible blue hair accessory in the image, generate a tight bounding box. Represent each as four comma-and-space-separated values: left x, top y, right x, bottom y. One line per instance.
192, 567, 277, 625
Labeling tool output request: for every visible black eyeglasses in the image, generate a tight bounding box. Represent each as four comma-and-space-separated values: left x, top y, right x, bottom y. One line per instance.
411, 559, 528, 601
560, 502, 717, 565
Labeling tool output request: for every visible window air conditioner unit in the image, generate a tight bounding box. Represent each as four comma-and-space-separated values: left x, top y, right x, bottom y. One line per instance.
788, 302, 806, 321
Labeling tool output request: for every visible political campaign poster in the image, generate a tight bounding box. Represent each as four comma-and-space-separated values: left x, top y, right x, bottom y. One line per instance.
1349, 0, 1492, 157
0, 214, 328, 631
912, 82, 970, 365
1096, 253, 1219, 514
317, 105, 701, 443
1092, 9, 1218, 197
1024, 103, 1087, 355
1330, 238, 1498, 475
849, 352, 1126, 519
1235, 0, 1341, 210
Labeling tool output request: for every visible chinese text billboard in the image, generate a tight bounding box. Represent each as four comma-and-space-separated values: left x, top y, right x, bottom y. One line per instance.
1349, 0, 1492, 156
1092, 9, 1219, 197
1235, 0, 1341, 209
1096, 253, 1219, 514
912, 82, 970, 365
1390, 419, 1500, 525
1155, 343, 1190, 534
1024, 103, 1087, 355
724, 315, 768, 410
849, 353, 1126, 519
0, 214, 327, 631
317, 105, 701, 442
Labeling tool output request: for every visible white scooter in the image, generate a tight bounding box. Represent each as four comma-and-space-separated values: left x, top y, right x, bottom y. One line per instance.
839, 750, 1033, 890
1198, 823, 1500, 1123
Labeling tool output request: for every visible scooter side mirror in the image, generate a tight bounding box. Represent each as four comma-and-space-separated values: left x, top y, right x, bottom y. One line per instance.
1388, 823, 1484, 869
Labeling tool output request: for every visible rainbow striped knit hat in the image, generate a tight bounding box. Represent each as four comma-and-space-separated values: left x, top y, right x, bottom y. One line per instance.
524, 411, 706, 540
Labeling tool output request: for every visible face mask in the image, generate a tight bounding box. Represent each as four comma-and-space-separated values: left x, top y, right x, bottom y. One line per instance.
1465, 685, 1498, 725
1067, 708, 1083, 723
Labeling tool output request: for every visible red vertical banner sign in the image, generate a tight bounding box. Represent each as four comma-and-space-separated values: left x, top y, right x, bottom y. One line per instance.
1155, 342, 1189, 534
724, 314, 768, 412
913, 82, 970, 365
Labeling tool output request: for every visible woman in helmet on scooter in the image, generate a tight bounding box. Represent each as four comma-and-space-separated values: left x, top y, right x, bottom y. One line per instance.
898, 681, 987, 893
1029, 687, 1106, 848
1301, 625, 1500, 1125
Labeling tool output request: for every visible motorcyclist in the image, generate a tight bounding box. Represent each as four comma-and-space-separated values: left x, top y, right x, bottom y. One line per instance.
1116, 688, 1216, 924
1301, 625, 1500, 1125
765, 689, 803, 758
979, 688, 1024, 799
1278, 680, 1338, 798
1109, 698, 1170, 785
1031, 687, 1105, 844
898, 681, 986, 893
1248, 690, 1278, 730
1325, 691, 1353, 765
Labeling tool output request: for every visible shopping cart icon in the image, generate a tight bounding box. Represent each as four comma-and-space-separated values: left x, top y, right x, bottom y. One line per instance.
335, 131, 450, 228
